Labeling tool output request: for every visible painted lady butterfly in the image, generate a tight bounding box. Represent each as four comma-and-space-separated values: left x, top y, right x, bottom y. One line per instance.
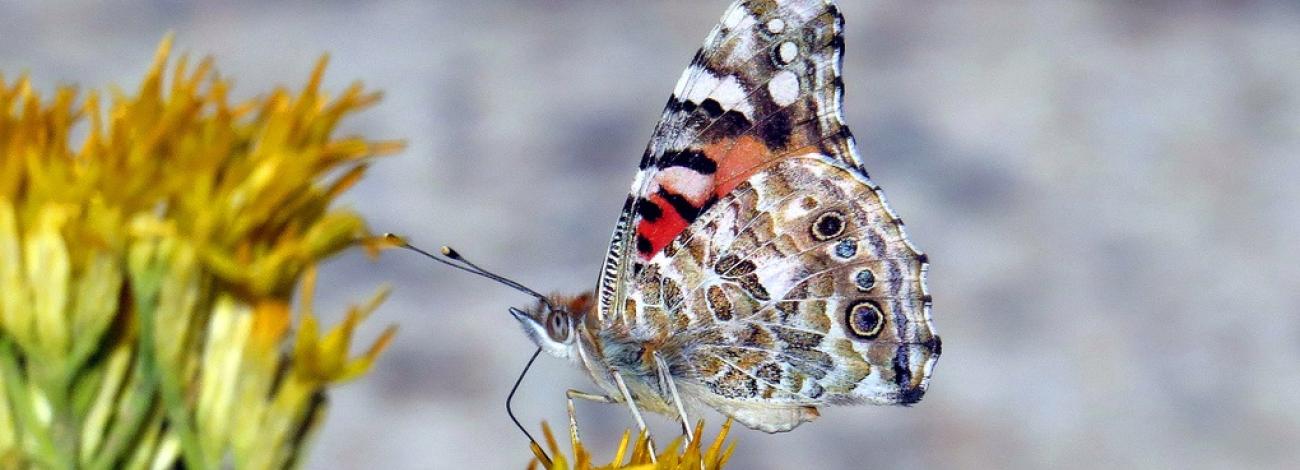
500, 0, 941, 439
506, 0, 939, 443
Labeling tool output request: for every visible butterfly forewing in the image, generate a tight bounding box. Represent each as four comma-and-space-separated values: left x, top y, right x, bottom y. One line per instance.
598, 0, 863, 320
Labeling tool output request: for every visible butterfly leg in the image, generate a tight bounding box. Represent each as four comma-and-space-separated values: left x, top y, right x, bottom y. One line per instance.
565, 390, 613, 449
651, 351, 694, 442
610, 370, 658, 462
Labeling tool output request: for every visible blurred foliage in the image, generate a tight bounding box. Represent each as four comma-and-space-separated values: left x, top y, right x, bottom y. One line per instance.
0, 37, 400, 469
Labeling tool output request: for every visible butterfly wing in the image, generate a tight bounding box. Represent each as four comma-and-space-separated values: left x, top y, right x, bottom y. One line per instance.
596, 0, 939, 432
596, 0, 862, 322
628, 155, 938, 432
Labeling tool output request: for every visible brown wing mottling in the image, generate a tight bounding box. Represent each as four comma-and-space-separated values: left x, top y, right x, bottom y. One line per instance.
622, 155, 937, 432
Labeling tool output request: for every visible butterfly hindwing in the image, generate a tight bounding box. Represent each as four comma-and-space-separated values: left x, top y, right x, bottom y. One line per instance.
621, 155, 937, 431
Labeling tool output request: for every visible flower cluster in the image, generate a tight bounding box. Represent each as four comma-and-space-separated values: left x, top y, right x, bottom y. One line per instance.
527, 420, 736, 470
0, 37, 398, 469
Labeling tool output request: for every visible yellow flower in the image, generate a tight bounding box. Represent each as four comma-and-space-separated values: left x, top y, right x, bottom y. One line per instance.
291, 267, 396, 384
0, 36, 399, 469
527, 420, 736, 470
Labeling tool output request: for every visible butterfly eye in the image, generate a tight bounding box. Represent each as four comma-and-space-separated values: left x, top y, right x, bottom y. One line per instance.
547, 313, 569, 342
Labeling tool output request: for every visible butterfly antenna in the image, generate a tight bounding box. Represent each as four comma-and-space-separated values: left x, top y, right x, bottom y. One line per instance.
384, 234, 556, 310
386, 234, 555, 462
509, 347, 550, 465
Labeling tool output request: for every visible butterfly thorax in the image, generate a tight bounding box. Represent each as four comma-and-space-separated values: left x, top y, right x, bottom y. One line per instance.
587, 326, 694, 417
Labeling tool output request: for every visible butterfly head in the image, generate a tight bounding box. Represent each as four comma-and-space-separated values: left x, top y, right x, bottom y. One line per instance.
509, 293, 592, 360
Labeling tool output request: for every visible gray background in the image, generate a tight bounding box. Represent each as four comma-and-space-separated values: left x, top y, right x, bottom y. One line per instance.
3, 1, 1298, 468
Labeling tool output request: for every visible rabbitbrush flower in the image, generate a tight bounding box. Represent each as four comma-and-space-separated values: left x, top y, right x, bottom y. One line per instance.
0, 37, 399, 469
527, 419, 735, 470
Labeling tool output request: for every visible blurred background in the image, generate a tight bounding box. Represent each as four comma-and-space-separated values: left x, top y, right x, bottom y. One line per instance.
3, 1, 1298, 468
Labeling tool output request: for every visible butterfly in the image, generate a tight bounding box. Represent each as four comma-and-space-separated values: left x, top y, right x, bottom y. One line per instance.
504, 0, 941, 440
401, 0, 940, 452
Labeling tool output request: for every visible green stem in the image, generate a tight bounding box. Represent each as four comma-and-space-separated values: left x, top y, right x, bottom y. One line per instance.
38, 366, 78, 468
0, 339, 74, 470
137, 293, 209, 470
85, 352, 158, 470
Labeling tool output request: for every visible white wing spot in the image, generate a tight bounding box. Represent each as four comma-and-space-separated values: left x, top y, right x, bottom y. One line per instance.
713, 75, 754, 116
657, 167, 713, 204
765, 18, 786, 34
685, 70, 755, 118
672, 72, 691, 97
768, 70, 801, 107
778, 41, 799, 65
683, 69, 720, 105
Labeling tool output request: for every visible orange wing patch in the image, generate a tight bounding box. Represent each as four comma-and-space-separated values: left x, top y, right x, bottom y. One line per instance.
705, 135, 773, 198
636, 135, 794, 260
